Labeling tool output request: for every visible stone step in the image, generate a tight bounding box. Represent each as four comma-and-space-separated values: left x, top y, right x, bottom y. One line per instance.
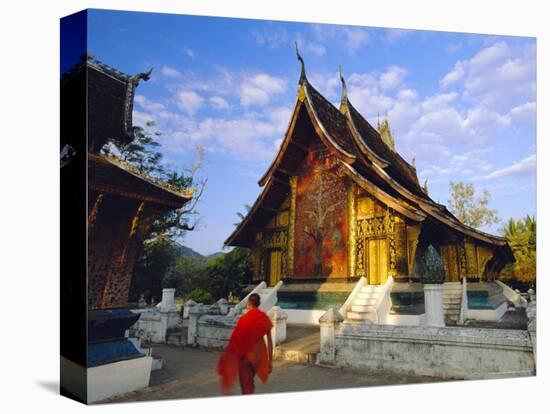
353, 298, 377, 306
444, 299, 461, 304
273, 347, 318, 365
346, 311, 375, 321
357, 292, 379, 300
361, 286, 384, 293
351, 304, 375, 313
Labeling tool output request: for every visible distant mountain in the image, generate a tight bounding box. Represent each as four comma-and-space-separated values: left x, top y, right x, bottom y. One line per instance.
172, 243, 225, 261
207, 251, 225, 259
173, 244, 204, 259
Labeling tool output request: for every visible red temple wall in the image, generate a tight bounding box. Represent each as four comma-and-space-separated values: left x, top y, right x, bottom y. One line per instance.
293, 147, 348, 278
88, 195, 142, 309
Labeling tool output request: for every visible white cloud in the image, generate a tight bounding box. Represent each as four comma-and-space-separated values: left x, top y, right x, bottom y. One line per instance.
253, 28, 288, 49
397, 88, 418, 101
440, 61, 465, 87
132, 109, 156, 127
267, 106, 293, 134
384, 28, 413, 44
446, 43, 463, 54
239, 73, 286, 107
453, 41, 535, 112
480, 154, 536, 180
420, 92, 458, 112
209, 96, 230, 110
309, 72, 340, 100
295, 36, 326, 57
310, 24, 370, 55
182, 114, 286, 161
161, 65, 181, 77
184, 47, 195, 59
509, 101, 536, 124
134, 94, 165, 112
176, 90, 204, 115
379, 66, 407, 91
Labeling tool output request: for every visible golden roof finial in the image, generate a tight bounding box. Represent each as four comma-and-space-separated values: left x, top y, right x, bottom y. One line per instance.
295, 41, 306, 83
339, 65, 349, 115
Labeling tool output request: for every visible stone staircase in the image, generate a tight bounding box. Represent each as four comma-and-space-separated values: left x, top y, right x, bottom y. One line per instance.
230, 281, 283, 317
443, 282, 462, 325
345, 284, 384, 322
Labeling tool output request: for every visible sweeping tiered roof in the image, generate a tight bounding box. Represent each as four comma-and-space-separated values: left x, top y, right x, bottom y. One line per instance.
226, 50, 512, 259
61, 56, 193, 211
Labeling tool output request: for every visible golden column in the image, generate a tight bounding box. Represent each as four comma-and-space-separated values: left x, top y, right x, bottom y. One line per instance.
348, 182, 357, 276
287, 176, 297, 278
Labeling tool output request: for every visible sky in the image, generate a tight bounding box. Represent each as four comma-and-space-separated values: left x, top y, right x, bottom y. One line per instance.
80, 9, 535, 255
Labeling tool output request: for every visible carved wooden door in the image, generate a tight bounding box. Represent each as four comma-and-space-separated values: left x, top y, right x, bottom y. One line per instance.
440, 244, 459, 282
366, 238, 388, 285
268, 250, 283, 286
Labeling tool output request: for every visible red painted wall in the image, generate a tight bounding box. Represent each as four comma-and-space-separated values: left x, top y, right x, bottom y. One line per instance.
293, 147, 348, 278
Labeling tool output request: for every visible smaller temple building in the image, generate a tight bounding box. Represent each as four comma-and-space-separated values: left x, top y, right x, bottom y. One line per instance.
61, 56, 193, 403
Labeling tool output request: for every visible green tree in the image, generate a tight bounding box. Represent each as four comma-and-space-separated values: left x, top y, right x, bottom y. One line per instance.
130, 238, 178, 304
500, 215, 536, 289
103, 122, 207, 302
448, 181, 500, 228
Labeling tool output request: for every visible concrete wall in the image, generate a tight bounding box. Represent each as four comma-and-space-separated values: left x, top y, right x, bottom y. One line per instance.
467, 301, 508, 322
188, 307, 288, 349
87, 356, 152, 403
319, 321, 535, 380
285, 309, 326, 325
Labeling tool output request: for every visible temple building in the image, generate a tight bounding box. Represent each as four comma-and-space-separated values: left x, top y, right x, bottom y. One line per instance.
61, 56, 193, 402
226, 52, 514, 293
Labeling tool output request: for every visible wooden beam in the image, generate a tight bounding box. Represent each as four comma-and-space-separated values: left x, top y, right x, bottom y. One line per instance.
272, 176, 290, 187
276, 168, 296, 177
259, 205, 279, 213
289, 139, 309, 152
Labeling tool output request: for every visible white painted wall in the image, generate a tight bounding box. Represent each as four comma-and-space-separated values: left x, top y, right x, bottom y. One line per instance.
284, 309, 327, 325
320, 323, 535, 379
87, 356, 152, 403
386, 313, 426, 326
467, 301, 508, 321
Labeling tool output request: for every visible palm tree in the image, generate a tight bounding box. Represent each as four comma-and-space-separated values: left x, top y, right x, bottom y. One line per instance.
233, 204, 252, 227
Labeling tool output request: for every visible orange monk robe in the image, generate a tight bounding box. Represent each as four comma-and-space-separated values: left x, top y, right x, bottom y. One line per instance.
217, 307, 273, 394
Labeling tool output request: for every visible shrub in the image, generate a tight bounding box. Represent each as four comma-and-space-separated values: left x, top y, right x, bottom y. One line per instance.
185, 288, 213, 304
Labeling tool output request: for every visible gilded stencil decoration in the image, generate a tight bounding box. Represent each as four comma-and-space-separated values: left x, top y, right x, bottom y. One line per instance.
287, 176, 297, 278
348, 182, 357, 276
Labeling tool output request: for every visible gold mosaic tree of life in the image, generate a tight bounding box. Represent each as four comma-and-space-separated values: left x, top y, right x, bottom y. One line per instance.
299, 151, 347, 277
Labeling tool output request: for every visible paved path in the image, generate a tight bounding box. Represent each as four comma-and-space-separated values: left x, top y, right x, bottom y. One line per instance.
102, 345, 442, 403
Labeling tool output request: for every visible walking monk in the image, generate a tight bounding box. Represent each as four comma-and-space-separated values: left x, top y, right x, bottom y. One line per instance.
217, 293, 273, 395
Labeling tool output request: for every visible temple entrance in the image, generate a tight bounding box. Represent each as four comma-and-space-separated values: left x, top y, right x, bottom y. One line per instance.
268, 249, 283, 286
365, 237, 388, 285
439, 244, 460, 282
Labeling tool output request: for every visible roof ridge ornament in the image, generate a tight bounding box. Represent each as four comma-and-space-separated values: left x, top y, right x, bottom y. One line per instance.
339, 65, 349, 115
378, 114, 396, 151
295, 41, 307, 83
131, 67, 153, 86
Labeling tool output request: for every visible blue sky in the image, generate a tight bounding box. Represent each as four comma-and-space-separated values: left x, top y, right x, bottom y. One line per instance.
84, 9, 536, 255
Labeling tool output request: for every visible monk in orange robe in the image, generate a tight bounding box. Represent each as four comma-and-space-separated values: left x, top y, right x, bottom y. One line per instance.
217, 293, 273, 395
